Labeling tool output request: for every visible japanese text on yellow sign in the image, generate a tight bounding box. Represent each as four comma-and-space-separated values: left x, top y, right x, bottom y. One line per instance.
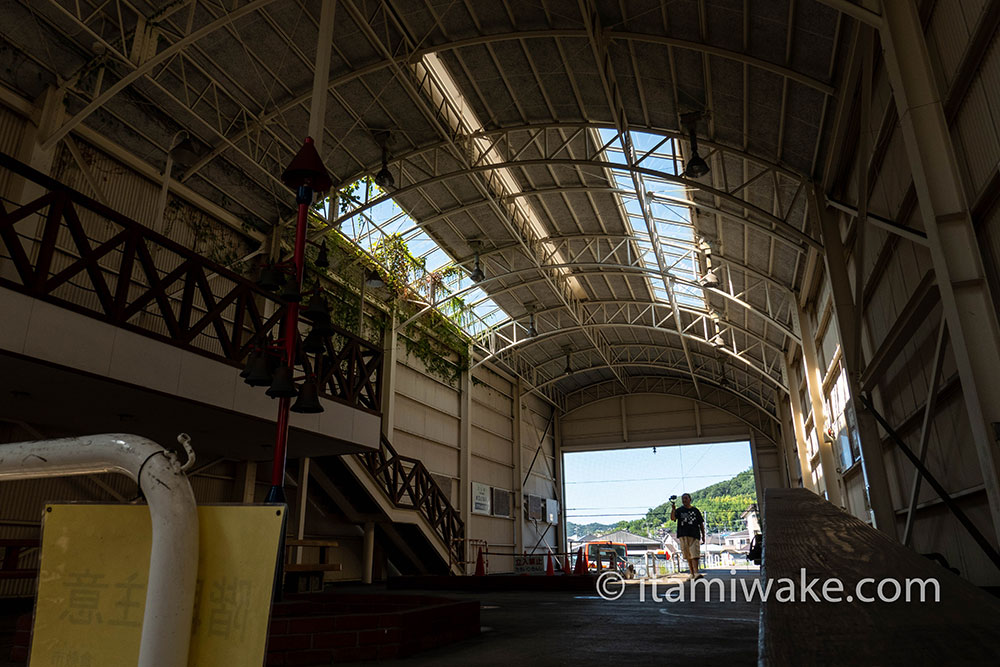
30, 504, 283, 666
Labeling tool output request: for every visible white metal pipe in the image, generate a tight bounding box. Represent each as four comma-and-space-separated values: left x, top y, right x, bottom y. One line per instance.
0, 433, 198, 667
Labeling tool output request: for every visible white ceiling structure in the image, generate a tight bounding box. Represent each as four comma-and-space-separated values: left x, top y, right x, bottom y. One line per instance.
0, 0, 875, 427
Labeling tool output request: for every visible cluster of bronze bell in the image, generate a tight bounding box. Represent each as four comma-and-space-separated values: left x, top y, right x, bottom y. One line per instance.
243, 242, 335, 414
257, 240, 330, 302
240, 346, 325, 414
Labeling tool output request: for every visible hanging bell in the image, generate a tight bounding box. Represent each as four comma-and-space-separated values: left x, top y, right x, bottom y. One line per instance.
239, 347, 257, 378
303, 290, 330, 319
290, 376, 324, 414
311, 313, 335, 336
303, 327, 326, 354
244, 351, 274, 386
257, 264, 283, 292
266, 364, 298, 398
316, 239, 330, 269
279, 275, 303, 302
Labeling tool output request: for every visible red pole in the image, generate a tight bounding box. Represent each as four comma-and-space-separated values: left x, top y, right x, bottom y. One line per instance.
266, 190, 311, 503
266, 136, 329, 504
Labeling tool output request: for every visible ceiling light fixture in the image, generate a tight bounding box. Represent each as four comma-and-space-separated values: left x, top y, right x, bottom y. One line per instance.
365, 269, 386, 289
372, 131, 395, 190
470, 241, 485, 282
681, 112, 710, 179
526, 309, 538, 338
563, 348, 572, 376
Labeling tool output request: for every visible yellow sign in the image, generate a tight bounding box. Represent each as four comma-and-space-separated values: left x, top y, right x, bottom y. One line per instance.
30, 504, 284, 666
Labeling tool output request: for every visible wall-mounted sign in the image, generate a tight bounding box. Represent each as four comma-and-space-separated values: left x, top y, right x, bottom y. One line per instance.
513, 555, 545, 574
472, 482, 491, 515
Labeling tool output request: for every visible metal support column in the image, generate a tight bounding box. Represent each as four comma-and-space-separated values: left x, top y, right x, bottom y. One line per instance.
307, 0, 335, 154
238, 461, 257, 503
553, 409, 566, 554
380, 307, 398, 440
902, 318, 949, 546
811, 185, 896, 534
776, 399, 800, 488
880, 0, 1000, 543
513, 377, 524, 555
459, 344, 472, 573
795, 304, 844, 507
362, 521, 375, 584
295, 457, 310, 564
784, 356, 815, 492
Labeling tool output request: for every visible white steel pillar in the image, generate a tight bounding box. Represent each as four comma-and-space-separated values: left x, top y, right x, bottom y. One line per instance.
295, 457, 310, 564
553, 408, 566, 555
811, 187, 896, 535
795, 304, 844, 507
513, 377, 524, 555
776, 399, 800, 488
307, 0, 335, 153
459, 345, 472, 571
362, 521, 375, 584
880, 1, 1000, 543
380, 308, 398, 440
784, 356, 815, 492
238, 460, 257, 503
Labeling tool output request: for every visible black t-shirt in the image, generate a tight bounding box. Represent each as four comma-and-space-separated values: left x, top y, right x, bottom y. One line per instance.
675, 506, 704, 538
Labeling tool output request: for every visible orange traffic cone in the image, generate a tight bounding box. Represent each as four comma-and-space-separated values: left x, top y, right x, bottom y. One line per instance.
545, 551, 555, 576
573, 547, 587, 575
562, 553, 572, 575
474, 547, 486, 576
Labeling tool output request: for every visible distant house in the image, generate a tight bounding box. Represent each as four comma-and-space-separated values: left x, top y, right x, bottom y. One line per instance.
724, 530, 752, 551
593, 530, 662, 556
741, 504, 760, 535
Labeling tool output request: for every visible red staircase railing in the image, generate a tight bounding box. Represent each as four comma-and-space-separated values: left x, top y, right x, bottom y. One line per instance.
0, 152, 380, 413
356, 435, 465, 567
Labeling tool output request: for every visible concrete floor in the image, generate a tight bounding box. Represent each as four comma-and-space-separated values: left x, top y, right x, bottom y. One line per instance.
0, 570, 760, 666
344, 569, 761, 666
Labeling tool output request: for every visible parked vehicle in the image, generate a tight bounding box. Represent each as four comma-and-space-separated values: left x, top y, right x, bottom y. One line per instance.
580, 541, 629, 575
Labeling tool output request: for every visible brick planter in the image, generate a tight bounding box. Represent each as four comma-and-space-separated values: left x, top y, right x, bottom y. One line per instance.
8, 593, 479, 666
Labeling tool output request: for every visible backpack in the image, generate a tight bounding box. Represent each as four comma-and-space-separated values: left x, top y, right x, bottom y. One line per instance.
748, 534, 762, 565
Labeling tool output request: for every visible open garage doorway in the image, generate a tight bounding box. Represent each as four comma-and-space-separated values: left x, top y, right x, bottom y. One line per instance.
562, 442, 761, 577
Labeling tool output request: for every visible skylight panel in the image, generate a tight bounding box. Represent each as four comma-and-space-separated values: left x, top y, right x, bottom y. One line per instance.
597, 128, 708, 310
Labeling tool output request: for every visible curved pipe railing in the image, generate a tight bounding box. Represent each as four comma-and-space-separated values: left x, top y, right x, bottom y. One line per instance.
0, 433, 198, 667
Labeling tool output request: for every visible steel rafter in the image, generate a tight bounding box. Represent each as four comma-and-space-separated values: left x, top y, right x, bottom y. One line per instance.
338, 0, 627, 388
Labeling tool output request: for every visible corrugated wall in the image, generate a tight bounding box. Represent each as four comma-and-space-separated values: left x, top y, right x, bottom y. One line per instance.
521, 391, 557, 560
0, 104, 25, 200
781, 1, 1000, 585
391, 342, 461, 496
469, 365, 516, 571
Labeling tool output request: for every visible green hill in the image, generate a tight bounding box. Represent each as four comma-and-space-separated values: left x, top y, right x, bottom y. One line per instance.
612, 469, 756, 536
566, 521, 617, 537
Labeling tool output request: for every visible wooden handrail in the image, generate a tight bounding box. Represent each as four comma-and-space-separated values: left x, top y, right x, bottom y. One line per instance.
355, 434, 465, 567
0, 151, 382, 414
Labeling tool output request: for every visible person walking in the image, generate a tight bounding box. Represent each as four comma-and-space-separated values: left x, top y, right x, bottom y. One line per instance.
671, 493, 706, 578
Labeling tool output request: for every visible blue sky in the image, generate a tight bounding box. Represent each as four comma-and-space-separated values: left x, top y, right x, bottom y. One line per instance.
564, 442, 752, 527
